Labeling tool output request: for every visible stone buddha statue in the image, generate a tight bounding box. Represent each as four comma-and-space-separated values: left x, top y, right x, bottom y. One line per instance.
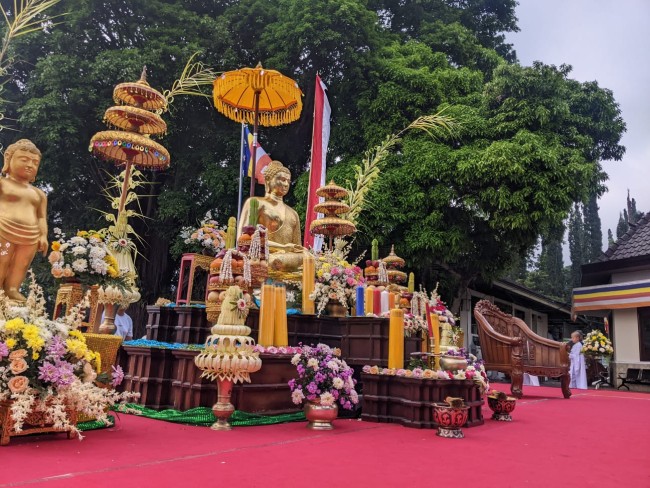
238, 160, 306, 272
0, 139, 48, 301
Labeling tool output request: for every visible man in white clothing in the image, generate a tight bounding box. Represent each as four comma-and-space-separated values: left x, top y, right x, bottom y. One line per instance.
112, 307, 133, 341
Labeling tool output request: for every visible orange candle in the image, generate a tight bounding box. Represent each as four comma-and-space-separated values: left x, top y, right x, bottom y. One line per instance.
388, 308, 405, 369
365, 286, 374, 315
431, 312, 440, 370
388, 292, 395, 310
274, 286, 288, 346
258, 284, 275, 346
301, 254, 315, 314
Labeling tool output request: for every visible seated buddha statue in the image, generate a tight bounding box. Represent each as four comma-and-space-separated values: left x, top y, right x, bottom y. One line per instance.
238, 160, 306, 273
0, 139, 48, 301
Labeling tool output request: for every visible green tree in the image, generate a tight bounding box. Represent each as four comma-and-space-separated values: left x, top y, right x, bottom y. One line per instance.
568, 204, 584, 289
583, 193, 603, 262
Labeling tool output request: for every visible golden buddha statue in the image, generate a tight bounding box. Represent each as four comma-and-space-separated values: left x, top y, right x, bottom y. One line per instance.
0, 139, 48, 301
238, 160, 306, 272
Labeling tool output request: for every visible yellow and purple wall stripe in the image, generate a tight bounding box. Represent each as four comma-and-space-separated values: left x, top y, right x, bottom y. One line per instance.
572, 280, 650, 312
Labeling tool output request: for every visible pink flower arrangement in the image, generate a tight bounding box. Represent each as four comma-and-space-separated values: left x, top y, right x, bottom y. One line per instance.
289, 343, 359, 410
310, 252, 365, 316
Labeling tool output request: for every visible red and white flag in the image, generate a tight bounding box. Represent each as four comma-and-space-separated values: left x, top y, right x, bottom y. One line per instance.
304, 74, 331, 251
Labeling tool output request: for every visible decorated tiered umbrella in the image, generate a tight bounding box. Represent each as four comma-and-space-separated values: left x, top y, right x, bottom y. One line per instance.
310, 180, 356, 250
90, 67, 170, 216
213, 63, 302, 197
89, 67, 169, 331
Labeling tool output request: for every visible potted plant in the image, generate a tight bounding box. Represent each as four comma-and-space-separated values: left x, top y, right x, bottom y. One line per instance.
310, 250, 364, 317
0, 274, 137, 445
288, 343, 359, 430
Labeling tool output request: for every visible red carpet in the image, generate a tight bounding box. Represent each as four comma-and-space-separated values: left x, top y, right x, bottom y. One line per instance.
1, 387, 648, 488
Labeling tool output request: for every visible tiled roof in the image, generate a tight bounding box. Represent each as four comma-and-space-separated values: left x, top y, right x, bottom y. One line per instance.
600, 213, 650, 262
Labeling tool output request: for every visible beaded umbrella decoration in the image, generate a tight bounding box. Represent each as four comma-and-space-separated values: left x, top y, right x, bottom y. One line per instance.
89, 67, 170, 215
213, 63, 302, 197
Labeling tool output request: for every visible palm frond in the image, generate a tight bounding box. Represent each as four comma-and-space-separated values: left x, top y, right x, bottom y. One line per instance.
162, 52, 219, 110
345, 109, 459, 225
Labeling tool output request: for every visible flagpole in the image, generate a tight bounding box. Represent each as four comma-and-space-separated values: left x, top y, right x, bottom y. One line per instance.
237, 122, 245, 225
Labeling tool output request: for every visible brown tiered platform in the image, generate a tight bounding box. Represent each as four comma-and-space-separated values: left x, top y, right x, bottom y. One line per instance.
120, 307, 424, 414
360, 374, 484, 429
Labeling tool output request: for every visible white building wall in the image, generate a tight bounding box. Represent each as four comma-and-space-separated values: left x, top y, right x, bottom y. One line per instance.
612, 308, 639, 362
611, 270, 650, 283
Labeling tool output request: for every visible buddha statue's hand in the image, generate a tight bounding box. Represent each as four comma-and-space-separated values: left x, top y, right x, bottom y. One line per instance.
37, 236, 48, 256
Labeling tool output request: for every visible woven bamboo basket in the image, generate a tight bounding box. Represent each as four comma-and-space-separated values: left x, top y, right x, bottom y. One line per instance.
78, 334, 123, 423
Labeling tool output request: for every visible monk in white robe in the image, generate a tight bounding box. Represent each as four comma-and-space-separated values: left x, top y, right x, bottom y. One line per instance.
569, 331, 588, 389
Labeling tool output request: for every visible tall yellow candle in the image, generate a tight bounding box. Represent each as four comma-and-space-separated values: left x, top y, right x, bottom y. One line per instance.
274, 286, 288, 346
258, 284, 275, 346
388, 292, 395, 310
431, 313, 441, 370
365, 286, 374, 315
388, 308, 405, 369
301, 254, 315, 314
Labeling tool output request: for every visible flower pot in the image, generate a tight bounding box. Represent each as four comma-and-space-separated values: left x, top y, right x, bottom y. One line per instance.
304, 400, 338, 430
432, 402, 469, 439
487, 394, 517, 421
326, 299, 347, 317
439, 355, 468, 372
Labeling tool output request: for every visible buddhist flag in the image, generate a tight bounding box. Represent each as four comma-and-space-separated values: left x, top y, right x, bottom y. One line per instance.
304, 74, 331, 251
242, 125, 272, 184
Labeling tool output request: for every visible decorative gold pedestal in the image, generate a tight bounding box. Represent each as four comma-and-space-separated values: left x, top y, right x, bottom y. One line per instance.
211, 379, 235, 431
99, 303, 117, 335
53, 283, 100, 328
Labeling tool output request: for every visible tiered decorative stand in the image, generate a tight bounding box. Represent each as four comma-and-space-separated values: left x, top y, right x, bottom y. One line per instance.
309, 180, 356, 250
383, 245, 407, 287
205, 250, 252, 323
194, 286, 262, 430
53, 283, 100, 329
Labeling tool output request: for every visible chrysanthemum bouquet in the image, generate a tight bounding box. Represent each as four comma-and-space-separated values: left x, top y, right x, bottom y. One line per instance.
310, 251, 365, 316
288, 343, 359, 410
177, 218, 226, 256
0, 274, 137, 438
581, 330, 613, 357
48, 229, 125, 287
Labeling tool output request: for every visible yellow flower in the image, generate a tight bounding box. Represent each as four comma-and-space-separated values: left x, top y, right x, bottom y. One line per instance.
51, 241, 61, 251
5, 338, 16, 349
32, 352, 39, 360
77, 230, 89, 237
69, 329, 85, 341
92, 351, 102, 373
107, 266, 119, 278
4, 318, 25, 333
66, 339, 89, 359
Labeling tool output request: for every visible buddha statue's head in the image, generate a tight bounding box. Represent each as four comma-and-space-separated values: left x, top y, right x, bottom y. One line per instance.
264, 160, 291, 198
3, 139, 42, 183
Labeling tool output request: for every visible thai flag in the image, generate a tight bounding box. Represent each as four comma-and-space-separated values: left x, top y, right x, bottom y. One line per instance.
242, 125, 272, 184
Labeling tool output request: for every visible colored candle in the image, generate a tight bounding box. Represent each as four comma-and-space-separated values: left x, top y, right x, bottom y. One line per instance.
301, 254, 315, 314
431, 312, 441, 370
388, 292, 395, 310
380, 290, 389, 314
365, 286, 374, 315
373, 288, 382, 316
356, 286, 365, 317
258, 284, 275, 346
274, 286, 288, 347
388, 309, 405, 369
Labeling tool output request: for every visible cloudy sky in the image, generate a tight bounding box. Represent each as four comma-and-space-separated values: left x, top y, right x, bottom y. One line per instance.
507, 0, 650, 247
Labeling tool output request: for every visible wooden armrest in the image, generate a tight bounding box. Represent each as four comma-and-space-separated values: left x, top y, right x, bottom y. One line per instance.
475, 314, 523, 346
